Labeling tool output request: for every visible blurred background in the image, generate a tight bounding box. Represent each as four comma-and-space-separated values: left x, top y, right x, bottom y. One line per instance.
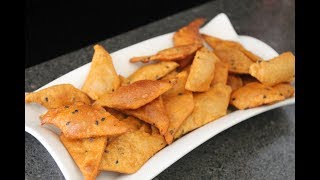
25, 0, 210, 68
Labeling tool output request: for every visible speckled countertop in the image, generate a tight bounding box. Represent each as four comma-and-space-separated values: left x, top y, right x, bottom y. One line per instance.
25, 0, 295, 179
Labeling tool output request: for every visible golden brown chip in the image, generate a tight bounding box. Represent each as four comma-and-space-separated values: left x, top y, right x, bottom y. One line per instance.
120, 97, 169, 135
249, 52, 295, 86
95, 80, 175, 109
173, 18, 205, 46
130, 44, 202, 63
240, 74, 258, 85
81, 45, 120, 100
99, 126, 166, 174
272, 83, 295, 98
163, 70, 188, 97
25, 84, 91, 109
60, 134, 107, 180
128, 61, 179, 83
185, 47, 218, 92
202, 34, 261, 62
214, 46, 253, 74
163, 91, 194, 144
41, 102, 128, 139
211, 61, 229, 85
227, 74, 243, 91
174, 83, 232, 139
230, 82, 285, 110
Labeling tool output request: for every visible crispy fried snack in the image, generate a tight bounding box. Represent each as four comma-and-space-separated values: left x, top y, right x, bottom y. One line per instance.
174, 83, 232, 139
99, 125, 166, 174
41, 102, 128, 139
173, 18, 205, 46
82, 45, 120, 100
121, 97, 169, 135
211, 61, 228, 85
130, 44, 202, 63
214, 46, 253, 74
128, 61, 179, 83
272, 83, 295, 98
185, 47, 218, 92
95, 79, 175, 109
60, 134, 107, 180
230, 82, 285, 110
249, 52, 295, 86
163, 92, 194, 144
25, 84, 91, 109
202, 34, 261, 62
227, 74, 243, 91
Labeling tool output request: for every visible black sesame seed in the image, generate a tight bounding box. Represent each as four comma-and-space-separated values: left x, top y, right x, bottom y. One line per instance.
115, 160, 119, 164
66, 121, 70, 125
101, 117, 106, 121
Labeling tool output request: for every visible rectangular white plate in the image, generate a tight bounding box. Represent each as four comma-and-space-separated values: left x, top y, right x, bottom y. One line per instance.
25, 13, 295, 180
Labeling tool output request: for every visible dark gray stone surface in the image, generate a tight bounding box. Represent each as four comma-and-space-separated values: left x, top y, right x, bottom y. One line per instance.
25, 0, 295, 179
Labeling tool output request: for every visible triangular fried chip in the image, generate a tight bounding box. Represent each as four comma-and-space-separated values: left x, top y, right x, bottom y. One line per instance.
25, 84, 91, 109
163, 92, 194, 144
95, 79, 175, 110
214, 46, 253, 74
202, 34, 261, 62
128, 61, 179, 83
99, 125, 166, 174
82, 45, 120, 100
130, 44, 202, 63
174, 83, 232, 139
173, 18, 205, 46
41, 102, 128, 139
120, 96, 170, 135
230, 82, 285, 110
249, 52, 295, 86
185, 47, 218, 92
60, 134, 107, 180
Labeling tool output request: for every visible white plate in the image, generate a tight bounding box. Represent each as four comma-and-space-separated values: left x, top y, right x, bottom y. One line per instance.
25, 13, 295, 180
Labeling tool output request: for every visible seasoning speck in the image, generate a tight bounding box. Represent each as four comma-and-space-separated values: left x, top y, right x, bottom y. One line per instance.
169, 130, 174, 135
65, 105, 69, 108
232, 98, 236, 101
112, 89, 114, 92
95, 121, 99, 125
178, 93, 183, 96
101, 117, 106, 121
263, 95, 267, 99
66, 121, 70, 126
104, 150, 109, 153
45, 97, 48, 102
165, 66, 170, 69
72, 109, 78, 114
115, 160, 119, 164
280, 93, 283, 96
